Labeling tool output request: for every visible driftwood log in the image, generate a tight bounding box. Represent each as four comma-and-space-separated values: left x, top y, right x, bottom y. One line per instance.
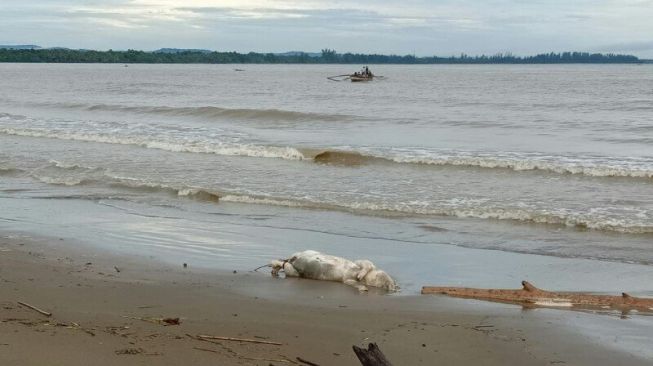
352, 343, 393, 366
422, 281, 653, 312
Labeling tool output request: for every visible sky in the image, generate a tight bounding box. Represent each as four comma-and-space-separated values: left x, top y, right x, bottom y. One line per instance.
2, 0, 653, 58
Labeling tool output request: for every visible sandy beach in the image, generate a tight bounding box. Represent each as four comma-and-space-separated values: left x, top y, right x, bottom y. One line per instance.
1, 233, 651, 366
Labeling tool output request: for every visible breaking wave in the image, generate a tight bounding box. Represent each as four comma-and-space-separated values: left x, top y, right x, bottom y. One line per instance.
311, 150, 385, 166
106, 178, 221, 202
2, 124, 652, 179
0, 127, 306, 161
220, 195, 652, 234
58, 103, 351, 122
305, 148, 653, 179
379, 151, 653, 179
16, 161, 651, 234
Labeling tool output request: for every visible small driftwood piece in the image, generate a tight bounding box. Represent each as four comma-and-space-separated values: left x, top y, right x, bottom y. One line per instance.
17, 301, 52, 317
245, 356, 294, 364
352, 343, 393, 366
422, 281, 653, 312
196, 334, 283, 346
296, 356, 320, 366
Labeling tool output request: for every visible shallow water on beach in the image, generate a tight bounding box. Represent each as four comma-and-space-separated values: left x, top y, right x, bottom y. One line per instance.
1, 63, 653, 264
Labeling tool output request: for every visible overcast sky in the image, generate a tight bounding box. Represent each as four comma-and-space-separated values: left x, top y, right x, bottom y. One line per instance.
2, 0, 653, 57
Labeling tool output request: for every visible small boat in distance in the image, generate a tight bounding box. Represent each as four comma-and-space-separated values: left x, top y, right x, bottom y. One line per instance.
327, 66, 378, 82
350, 66, 373, 82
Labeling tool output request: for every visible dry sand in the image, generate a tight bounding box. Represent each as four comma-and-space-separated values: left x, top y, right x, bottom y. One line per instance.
1, 233, 651, 366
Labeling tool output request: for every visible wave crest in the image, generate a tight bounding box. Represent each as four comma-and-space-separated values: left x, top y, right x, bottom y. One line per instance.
65, 103, 350, 122
386, 153, 653, 179
311, 150, 382, 166
0, 127, 306, 161
3, 123, 652, 179
305, 148, 653, 179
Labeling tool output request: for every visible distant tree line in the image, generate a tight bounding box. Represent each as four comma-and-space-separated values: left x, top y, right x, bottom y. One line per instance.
0, 48, 642, 64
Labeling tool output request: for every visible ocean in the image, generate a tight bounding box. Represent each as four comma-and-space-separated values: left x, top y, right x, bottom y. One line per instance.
1, 63, 653, 294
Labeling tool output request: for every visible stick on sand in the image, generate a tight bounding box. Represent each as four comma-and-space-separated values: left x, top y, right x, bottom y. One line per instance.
17, 301, 52, 317
195, 334, 283, 345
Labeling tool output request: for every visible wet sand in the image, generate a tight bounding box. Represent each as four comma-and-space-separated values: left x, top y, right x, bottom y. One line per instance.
1, 233, 651, 366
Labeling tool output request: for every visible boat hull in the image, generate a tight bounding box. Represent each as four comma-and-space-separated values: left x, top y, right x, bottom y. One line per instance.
350, 76, 373, 82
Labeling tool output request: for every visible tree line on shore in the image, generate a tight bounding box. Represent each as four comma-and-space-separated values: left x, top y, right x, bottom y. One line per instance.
0, 48, 642, 64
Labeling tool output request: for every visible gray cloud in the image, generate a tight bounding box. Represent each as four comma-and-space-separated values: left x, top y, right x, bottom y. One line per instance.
1, 1, 652, 58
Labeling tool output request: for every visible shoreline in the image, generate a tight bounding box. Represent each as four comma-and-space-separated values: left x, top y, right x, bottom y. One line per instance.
2, 232, 652, 365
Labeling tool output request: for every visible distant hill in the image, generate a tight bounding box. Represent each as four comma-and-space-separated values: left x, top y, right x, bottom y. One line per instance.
0, 45, 41, 50
154, 48, 213, 54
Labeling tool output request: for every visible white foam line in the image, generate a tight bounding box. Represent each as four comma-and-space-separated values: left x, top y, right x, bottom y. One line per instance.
0, 128, 307, 161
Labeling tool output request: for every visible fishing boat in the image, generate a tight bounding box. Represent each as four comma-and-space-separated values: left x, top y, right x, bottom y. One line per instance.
327, 66, 380, 82
349, 74, 373, 82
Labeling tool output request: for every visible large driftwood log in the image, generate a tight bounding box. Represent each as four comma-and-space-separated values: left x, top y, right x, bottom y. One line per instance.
352, 343, 393, 366
422, 281, 653, 312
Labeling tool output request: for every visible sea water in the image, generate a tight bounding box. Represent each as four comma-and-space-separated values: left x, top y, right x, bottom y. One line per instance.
1, 63, 653, 283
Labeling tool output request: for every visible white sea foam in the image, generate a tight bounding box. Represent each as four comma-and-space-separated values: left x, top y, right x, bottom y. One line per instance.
33, 175, 89, 186
0, 127, 306, 161
219, 194, 321, 208
367, 148, 653, 179
216, 194, 653, 234
49, 160, 101, 171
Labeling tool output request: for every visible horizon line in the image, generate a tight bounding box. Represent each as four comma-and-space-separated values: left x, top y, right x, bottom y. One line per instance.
0, 44, 647, 59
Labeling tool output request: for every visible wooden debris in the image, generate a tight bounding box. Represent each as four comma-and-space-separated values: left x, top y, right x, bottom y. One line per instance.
195, 334, 282, 346
352, 343, 393, 366
296, 356, 320, 366
422, 281, 653, 312
17, 301, 52, 317
279, 355, 302, 365
244, 356, 295, 363
162, 317, 180, 325
54, 321, 95, 336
